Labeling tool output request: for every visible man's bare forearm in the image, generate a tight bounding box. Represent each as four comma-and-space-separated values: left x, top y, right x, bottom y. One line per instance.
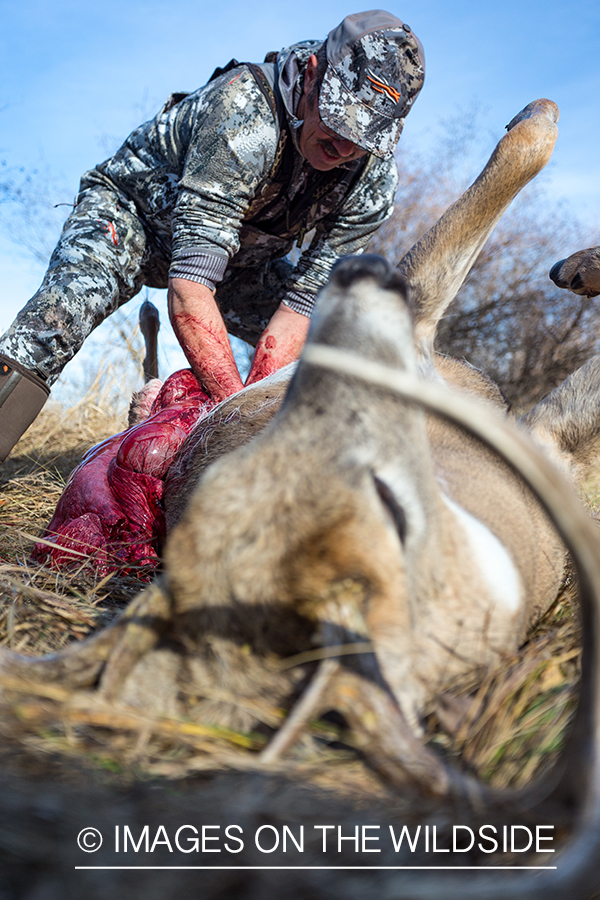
246, 302, 311, 386
168, 277, 244, 402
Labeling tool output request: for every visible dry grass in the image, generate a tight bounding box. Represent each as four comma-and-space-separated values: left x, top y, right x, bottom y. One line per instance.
0, 374, 146, 656
427, 578, 581, 788
0, 379, 589, 793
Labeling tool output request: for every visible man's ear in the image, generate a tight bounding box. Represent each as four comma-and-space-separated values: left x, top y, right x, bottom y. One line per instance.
303, 54, 319, 96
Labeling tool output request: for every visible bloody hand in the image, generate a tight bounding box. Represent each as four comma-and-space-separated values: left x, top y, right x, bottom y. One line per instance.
246, 302, 311, 386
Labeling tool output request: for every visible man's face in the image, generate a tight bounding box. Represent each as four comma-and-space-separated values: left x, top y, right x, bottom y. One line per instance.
298, 56, 367, 171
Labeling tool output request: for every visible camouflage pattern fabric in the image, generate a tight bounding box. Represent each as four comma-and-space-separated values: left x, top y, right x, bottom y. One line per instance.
216, 259, 294, 346
320, 20, 425, 159
0, 40, 399, 384
0, 172, 148, 382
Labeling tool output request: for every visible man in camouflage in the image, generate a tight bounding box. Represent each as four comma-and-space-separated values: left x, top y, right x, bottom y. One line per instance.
0, 10, 425, 461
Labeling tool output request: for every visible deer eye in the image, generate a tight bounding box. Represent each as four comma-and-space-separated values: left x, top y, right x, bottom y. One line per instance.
373, 474, 407, 545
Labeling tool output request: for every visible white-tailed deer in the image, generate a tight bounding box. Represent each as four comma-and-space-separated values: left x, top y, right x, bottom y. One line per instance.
2, 99, 600, 897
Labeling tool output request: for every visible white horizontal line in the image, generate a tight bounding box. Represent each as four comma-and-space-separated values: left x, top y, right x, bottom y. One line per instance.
75, 866, 558, 871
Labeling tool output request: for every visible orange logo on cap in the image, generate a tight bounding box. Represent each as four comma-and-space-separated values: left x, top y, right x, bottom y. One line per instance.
367, 73, 401, 104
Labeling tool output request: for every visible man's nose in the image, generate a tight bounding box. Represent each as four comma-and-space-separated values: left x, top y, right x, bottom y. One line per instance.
330, 136, 358, 157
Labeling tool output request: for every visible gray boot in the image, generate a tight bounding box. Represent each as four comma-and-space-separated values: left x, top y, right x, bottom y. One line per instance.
0, 354, 50, 462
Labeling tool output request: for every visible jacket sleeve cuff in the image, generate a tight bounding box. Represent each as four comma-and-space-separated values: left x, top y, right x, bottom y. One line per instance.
169, 250, 229, 291
282, 289, 315, 317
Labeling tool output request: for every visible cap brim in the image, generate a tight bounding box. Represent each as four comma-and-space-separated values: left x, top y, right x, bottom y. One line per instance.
319, 67, 404, 160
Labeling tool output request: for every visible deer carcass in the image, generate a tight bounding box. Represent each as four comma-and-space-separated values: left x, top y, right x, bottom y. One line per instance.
2, 99, 600, 897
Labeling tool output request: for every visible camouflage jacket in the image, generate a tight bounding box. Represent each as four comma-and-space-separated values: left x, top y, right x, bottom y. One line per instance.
94, 41, 399, 316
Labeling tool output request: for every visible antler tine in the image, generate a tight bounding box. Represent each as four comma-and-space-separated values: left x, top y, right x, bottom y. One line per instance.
304, 342, 600, 898
0, 582, 171, 695
139, 299, 160, 382
0, 619, 122, 691
397, 99, 559, 357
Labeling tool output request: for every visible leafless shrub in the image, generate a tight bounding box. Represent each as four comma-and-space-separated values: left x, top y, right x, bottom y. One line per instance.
0, 160, 71, 263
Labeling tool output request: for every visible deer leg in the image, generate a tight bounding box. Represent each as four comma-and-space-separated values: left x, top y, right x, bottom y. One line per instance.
398, 98, 559, 355
550, 246, 600, 298
139, 299, 160, 382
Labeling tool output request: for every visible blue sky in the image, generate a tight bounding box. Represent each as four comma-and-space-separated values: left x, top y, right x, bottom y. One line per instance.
1, 0, 599, 391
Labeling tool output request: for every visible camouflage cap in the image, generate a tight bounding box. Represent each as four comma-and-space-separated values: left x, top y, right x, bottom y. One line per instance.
319, 10, 425, 159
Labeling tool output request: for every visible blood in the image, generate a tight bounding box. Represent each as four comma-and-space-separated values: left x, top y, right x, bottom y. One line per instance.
245, 330, 305, 387
31, 369, 217, 577
170, 314, 245, 400
245, 358, 279, 383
